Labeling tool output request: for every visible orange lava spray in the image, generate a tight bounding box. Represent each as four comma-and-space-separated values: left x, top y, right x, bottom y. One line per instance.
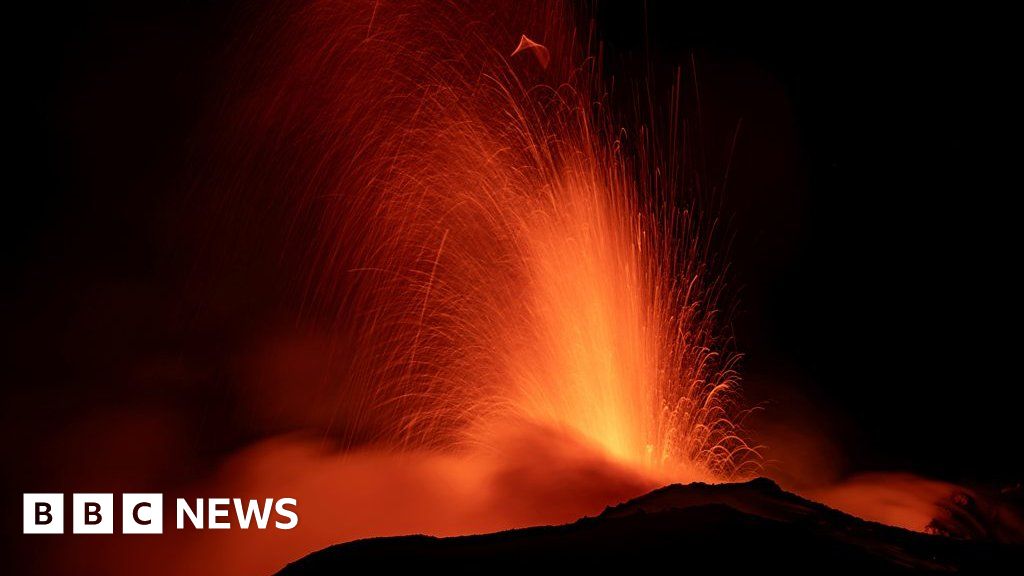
242, 0, 763, 483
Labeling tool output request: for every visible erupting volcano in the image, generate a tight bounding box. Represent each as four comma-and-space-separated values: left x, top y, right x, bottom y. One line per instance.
154, 1, 769, 567
9, 1, 1022, 574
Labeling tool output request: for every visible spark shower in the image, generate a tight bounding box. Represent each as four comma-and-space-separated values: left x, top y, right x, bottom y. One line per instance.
244, 0, 761, 482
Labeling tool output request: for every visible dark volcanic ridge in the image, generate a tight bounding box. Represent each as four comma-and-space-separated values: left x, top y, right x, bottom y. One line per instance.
278, 478, 1022, 574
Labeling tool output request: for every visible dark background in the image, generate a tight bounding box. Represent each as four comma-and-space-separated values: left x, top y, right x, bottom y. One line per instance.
595, 4, 1021, 484
4, 0, 1020, 516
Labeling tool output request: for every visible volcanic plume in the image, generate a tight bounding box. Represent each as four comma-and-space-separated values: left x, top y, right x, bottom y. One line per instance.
280, 0, 754, 479
126, 0, 762, 570
200, 0, 760, 482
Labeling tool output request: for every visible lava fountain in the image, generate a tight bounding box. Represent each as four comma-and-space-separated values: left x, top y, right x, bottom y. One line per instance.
178, 0, 761, 566
240, 0, 763, 482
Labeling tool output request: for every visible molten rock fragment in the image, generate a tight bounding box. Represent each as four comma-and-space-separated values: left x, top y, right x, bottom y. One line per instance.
511, 34, 550, 69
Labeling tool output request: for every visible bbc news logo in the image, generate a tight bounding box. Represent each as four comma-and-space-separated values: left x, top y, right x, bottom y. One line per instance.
23, 494, 298, 534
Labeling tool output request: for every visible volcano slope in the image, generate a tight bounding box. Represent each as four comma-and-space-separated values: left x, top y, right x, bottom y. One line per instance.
277, 478, 1022, 574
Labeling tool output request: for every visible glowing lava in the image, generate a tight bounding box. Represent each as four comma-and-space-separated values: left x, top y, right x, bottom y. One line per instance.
252, 0, 764, 483
156, 1, 766, 570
